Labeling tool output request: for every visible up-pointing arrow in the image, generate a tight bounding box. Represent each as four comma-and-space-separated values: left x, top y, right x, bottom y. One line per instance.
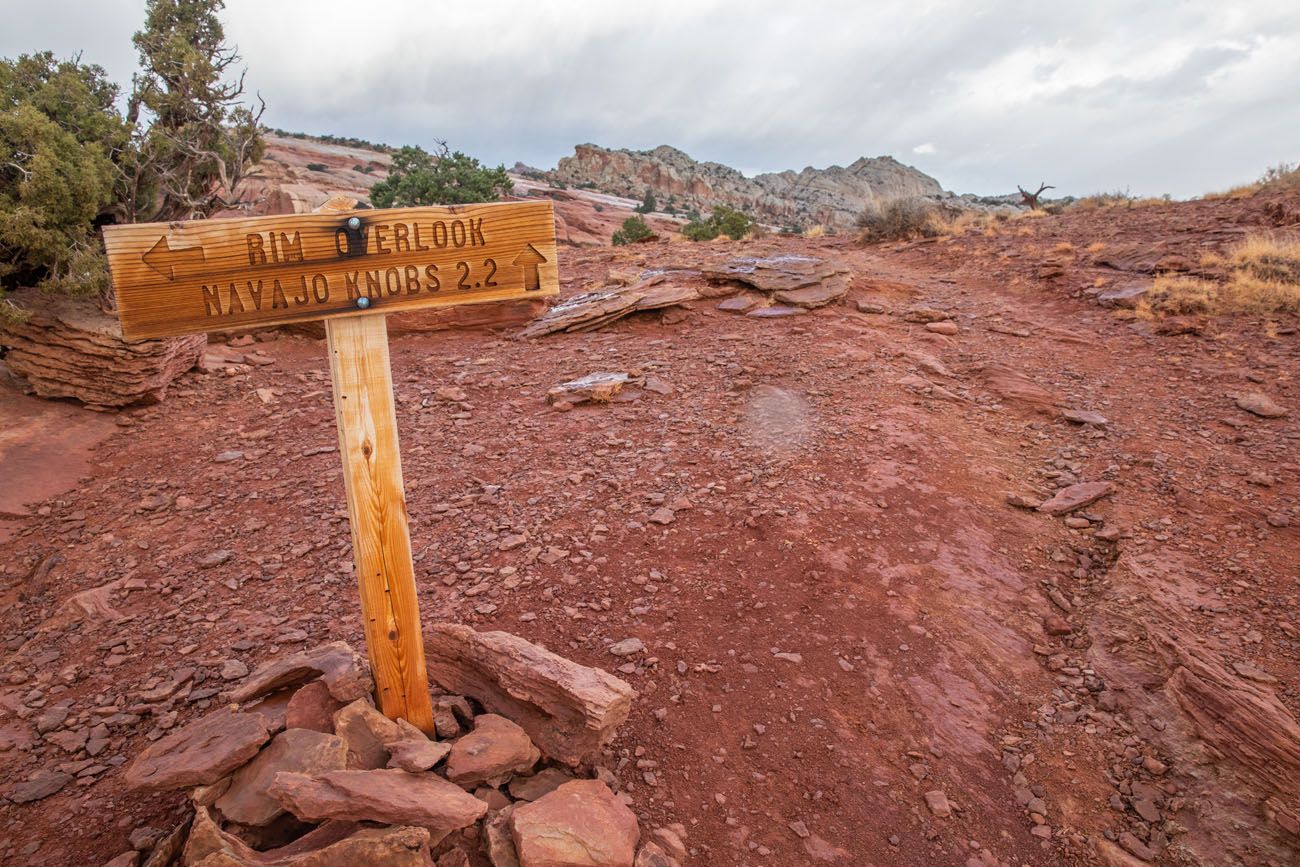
142, 236, 206, 281
512, 243, 546, 292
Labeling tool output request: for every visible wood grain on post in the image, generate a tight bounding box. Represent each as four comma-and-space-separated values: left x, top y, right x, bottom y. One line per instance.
326, 313, 435, 734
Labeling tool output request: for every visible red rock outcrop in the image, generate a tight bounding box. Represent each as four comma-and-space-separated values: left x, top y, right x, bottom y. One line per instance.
0, 290, 204, 410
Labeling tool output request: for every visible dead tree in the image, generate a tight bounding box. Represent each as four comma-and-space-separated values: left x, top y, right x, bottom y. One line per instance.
1018, 182, 1055, 210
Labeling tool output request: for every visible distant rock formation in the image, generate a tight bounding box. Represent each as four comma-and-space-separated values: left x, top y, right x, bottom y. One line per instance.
553, 144, 944, 227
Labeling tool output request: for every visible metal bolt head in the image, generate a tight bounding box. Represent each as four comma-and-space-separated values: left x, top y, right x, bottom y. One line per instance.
346, 216, 362, 231
356, 296, 371, 310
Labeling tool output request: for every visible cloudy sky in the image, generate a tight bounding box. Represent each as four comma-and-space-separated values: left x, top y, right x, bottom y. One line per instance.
4, 0, 1298, 198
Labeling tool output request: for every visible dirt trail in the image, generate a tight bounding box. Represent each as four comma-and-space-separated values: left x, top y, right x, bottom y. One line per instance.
0, 214, 1296, 866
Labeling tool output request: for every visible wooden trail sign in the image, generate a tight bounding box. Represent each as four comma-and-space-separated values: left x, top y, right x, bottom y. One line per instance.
102, 200, 558, 341
103, 199, 558, 734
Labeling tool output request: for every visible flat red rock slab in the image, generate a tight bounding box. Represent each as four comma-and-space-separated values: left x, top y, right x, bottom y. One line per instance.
511, 780, 639, 867
1037, 482, 1113, 516
124, 707, 270, 791
1062, 409, 1109, 425
747, 305, 807, 318
270, 769, 487, 832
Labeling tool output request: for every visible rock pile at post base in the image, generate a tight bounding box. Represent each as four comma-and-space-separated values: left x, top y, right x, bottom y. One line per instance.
519, 254, 850, 337
0, 289, 204, 410
109, 627, 684, 867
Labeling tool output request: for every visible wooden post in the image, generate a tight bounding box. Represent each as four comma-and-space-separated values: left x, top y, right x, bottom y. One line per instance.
101, 195, 557, 734
326, 313, 436, 734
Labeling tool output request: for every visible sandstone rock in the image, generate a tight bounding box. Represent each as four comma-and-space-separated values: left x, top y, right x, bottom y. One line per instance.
1037, 482, 1113, 516
633, 841, 678, 867
333, 699, 403, 769
553, 143, 943, 228
925, 320, 959, 335
1153, 632, 1300, 819
184, 804, 432, 866
648, 828, 687, 863
1043, 615, 1073, 636
227, 642, 372, 705
1117, 832, 1155, 862
1093, 837, 1152, 867
773, 280, 848, 309
215, 729, 348, 826
1096, 283, 1149, 308
124, 706, 270, 791
270, 769, 487, 833
1062, 409, 1108, 425
923, 789, 952, 818
140, 816, 191, 867
1005, 492, 1042, 510
424, 623, 635, 767
0, 290, 204, 410
508, 767, 576, 802
437, 849, 472, 867
511, 780, 639, 867
386, 738, 451, 773
446, 714, 540, 787
285, 681, 347, 733
520, 276, 701, 339
102, 852, 138, 867
1235, 392, 1288, 418
703, 255, 849, 298
747, 305, 806, 318
716, 292, 765, 313
902, 306, 952, 323
547, 373, 630, 405
975, 362, 1062, 412
244, 690, 293, 735
482, 805, 521, 867
8, 768, 73, 803
607, 638, 645, 657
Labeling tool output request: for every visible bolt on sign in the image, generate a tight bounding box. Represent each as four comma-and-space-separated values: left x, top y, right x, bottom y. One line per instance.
102, 200, 559, 734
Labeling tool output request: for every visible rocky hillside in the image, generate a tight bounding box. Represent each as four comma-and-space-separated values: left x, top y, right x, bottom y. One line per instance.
553, 143, 944, 228
241, 135, 674, 248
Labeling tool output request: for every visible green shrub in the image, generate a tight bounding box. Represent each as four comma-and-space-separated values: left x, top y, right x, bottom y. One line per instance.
635, 190, 657, 214
369, 142, 512, 207
612, 215, 653, 246
306, 162, 328, 172
1, 1, 267, 316
854, 198, 942, 242
0, 53, 127, 308
681, 205, 754, 241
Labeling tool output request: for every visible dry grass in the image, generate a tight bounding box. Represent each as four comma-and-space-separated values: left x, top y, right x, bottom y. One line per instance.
855, 198, 947, 243
1207, 163, 1300, 199
804, 224, 828, 239
1052, 242, 1076, 255
1073, 190, 1169, 211
1086, 242, 1106, 255
1137, 233, 1300, 317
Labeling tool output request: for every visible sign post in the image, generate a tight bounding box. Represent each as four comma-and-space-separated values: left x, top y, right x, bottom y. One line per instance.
103, 199, 559, 733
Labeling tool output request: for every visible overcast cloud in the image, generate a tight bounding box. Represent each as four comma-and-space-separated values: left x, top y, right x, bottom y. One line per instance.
4, 0, 1298, 198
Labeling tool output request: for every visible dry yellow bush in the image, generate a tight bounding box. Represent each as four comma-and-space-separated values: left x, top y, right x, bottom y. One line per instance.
804, 224, 827, 239
1206, 163, 1299, 199
1137, 233, 1300, 317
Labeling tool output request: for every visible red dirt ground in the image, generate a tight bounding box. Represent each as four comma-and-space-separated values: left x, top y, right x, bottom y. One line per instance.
0, 188, 1297, 867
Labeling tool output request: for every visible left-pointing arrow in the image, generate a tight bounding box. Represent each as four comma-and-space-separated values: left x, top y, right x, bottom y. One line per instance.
142, 237, 206, 281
